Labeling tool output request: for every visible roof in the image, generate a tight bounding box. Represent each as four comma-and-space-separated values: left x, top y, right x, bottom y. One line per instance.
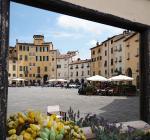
33, 35, 44, 38
57, 54, 73, 59
123, 32, 138, 41
69, 59, 91, 65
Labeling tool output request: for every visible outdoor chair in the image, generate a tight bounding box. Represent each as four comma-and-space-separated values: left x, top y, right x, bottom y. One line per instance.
47, 105, 66, 121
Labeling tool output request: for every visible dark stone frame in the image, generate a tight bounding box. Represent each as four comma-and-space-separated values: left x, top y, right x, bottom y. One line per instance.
0, 0, 150, 139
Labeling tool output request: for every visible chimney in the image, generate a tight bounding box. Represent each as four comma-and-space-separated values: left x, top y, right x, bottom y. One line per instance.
16, 39, 18, 44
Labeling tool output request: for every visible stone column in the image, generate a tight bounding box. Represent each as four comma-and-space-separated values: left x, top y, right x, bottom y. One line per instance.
140, 28, 150, 124
0, 0, 10, 139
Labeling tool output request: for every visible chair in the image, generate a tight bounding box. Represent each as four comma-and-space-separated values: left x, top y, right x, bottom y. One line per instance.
47, 105, 66, 120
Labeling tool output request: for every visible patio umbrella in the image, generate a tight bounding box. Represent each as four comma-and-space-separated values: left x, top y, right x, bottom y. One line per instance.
109, 75, 134, 81
86, 75, 108, 82
12, 77, 25, 81
47, 79, 57, 82
57, 79, 68, 82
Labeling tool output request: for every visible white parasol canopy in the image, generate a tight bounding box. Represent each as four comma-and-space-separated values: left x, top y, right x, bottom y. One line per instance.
12, 77, 25, 81
47, 79, 57, 82
108, 75, 134, 81
57, 79, 68, 82
86, 75, 108, 82
47, 79, 68, 82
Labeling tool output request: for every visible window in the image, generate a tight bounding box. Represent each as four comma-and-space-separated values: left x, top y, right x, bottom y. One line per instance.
97, 56, 99, 61
76, 71, 78, 76
111, 48, 113, 54
13, 65, 16, 71
13, 60, 16, 63
40, 56, 42, 61
27, 46, 29, 51
29, 74, 32, 77
76, 65, 78, 69
98, 48, 101, 53
13, 74, 16, 77
46, 56, 49, 61
36, 47, 38, 52
111, 59, 113, 65
119, 67, 122, 73
23, 46, 25, 51
105, 70, 107, 75
105, 43, 107, 47
119, 56, 122, 62
57, 65, 61, 68
25, 55, 28, 61
19, 45, 22, 51
20, 74, 23, 77
45, 66, 48, 72
105, 50, 107, 56
52, 58, 54, 61
20, 66, 22, 71
37, 67, 40, 73
33, 74, 35, 77
98, 70, 101, 75
100, 56, 102, 60
71, 72, 73, 77
88, 70, 90, 75
9, 73, 11, 77
81, 71, 84, 76
92, 50, 95, 55
40, 47, 42, 52
93, 71, 95, 76
25, 74, 28, 77
111, 69, 113, 74
111, 40, 113, 44
19, 55, 22, 60
104, 61, 107, 67
36, 56, 38, 61
81, 64, 84, 68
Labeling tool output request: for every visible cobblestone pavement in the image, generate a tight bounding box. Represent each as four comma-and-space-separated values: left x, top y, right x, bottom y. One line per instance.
8, 87, 139, 122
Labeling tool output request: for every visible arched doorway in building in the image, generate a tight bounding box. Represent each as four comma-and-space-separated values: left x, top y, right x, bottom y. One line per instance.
126, 68, 133, 85
43, 75, 48, 84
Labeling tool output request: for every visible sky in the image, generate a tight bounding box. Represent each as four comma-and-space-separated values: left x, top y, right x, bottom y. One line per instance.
10, 2, 124, 59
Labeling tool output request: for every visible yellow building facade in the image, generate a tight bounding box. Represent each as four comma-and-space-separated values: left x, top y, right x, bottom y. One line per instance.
9, 35, 57, 84
90, 31, 139, 87
124, 33, 139, 87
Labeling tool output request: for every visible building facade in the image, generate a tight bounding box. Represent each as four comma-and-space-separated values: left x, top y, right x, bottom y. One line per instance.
56, 51, 78, 80
8, 35, 57, 84
69, 59, 91, 83
90, 31, 139, 86
124, 33, 139, 87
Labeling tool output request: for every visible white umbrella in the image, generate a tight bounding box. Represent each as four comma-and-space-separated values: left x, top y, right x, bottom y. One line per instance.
47, 79, 57, 82
57, 79, 68, 82
12, 77, 25, 81
109, 75, 134, 81
86, 75, 108, 82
